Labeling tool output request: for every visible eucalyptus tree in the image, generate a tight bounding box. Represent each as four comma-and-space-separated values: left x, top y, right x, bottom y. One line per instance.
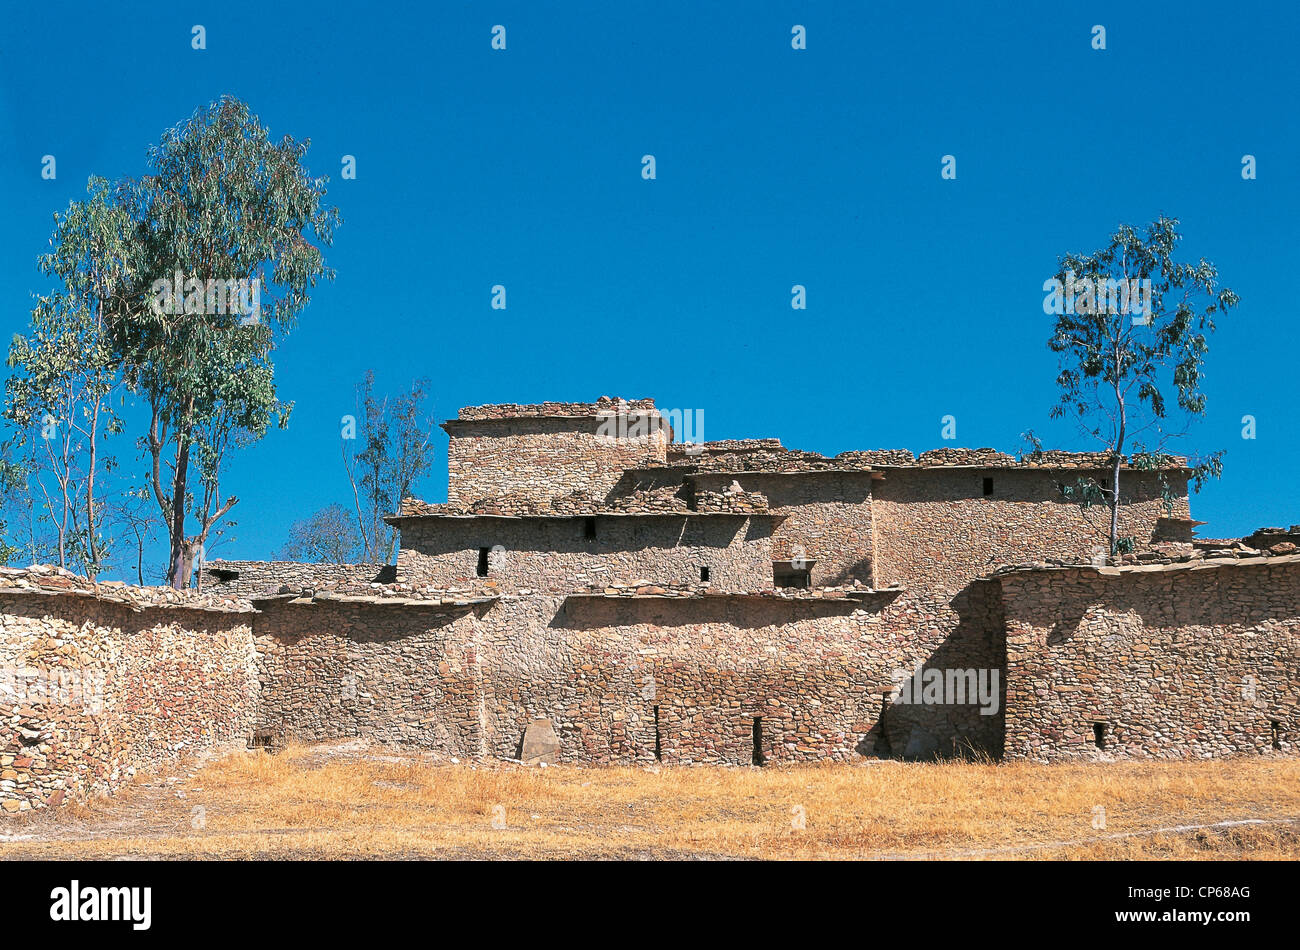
114, 97, 340, 587
4, 178, 134, 576
1043, 215, 1238, 554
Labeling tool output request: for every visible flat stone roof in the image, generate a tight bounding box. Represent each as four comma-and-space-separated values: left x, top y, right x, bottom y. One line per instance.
0, 566, 254, 613
250, 589, 498, 608
568, 581, 900, 601
445, 397, 659, 425
988, 538, 1300, 579
645, 447, 1191, 476
388, 509, 783, 523
669, 438, 784, 454
390, 488, 780, 522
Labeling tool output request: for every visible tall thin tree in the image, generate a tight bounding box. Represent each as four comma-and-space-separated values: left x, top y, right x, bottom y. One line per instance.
1045, 215, 1238, 553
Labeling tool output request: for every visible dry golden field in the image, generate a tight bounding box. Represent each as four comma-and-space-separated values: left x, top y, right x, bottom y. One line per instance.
2, 743, 1298, 860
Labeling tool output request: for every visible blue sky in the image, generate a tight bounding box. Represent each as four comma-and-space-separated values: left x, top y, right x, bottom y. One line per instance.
1, 1, 1296, 567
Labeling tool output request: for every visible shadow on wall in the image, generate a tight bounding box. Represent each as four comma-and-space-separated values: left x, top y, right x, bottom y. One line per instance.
551, 592, 891, 630
859, 581, 1007, 762
820, 557, 875, 588
253, 599, 483, 647
607, 469, 692, 503
406, 515, 751, 557
553, 585, 1006, 764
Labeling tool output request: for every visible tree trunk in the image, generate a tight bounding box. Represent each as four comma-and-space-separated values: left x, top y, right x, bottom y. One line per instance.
84, 298, 103, 580
85, 398, 100, 580
1109, 454, 1121, 555
1110, 339, 1127, 556
167, 439, 190, 588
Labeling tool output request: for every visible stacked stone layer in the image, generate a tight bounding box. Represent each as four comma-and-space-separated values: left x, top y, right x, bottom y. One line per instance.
1, 585, 256, 812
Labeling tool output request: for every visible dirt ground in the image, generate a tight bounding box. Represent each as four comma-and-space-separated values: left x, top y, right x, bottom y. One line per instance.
2, 742, 1298, 860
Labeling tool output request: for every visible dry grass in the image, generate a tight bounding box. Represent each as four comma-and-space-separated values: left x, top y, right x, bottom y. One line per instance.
3, 744, 1298, 859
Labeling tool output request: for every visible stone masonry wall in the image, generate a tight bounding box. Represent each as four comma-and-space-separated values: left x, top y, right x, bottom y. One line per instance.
252, 601, 485, 756
248, 587, 1007, 765
872, 468, 1190, 593
481, 589, 1004, 764
397, 515, 775, 593
0, 595, 256, 811
999, 561, 1300, 760
206, 560, 389, 598
445, 416, 669, 505
692, 471, 875, 587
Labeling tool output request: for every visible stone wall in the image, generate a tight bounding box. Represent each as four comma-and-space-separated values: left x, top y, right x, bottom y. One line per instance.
692, 471, 875, 587
0, 594, 256, 811
396, 514, 776, 593
248, 588, 1007, 765
872, 467, 1189, 593
7, 552, 1295, 795
999, 560, 1300, 760
252, 600, 485, 756
206, 560, 390, 598
444, 413, 669, 505
456, 398, 658, 422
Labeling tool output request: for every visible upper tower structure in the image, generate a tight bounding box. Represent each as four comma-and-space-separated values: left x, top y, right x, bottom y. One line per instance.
442, 397, 669, 506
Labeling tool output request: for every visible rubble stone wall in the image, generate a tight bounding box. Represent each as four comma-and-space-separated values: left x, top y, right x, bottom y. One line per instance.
0, 595, 256, 811
445, 417, 669, 505
252, 600, 485, 756
205, 560, 388, 598
483, 589, 1005, 764
872, 468, 1189, 592
9, 553, 1296, 803
999, 562, 1300, 760
397, 515, 775, 593
691, 471, 875, 586
247, 587, 1007, 765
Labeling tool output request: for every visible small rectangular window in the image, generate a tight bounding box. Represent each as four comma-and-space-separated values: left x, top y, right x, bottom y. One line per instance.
583, 516, 597, 539
774, 566, 810, 589
477, 547, 490, 576
700, 565, 710, 583
752, 717, 765, 766
654, 705, 662, 761
982, 477, 994, 496
1271, 720, 1282, 751
1093, 722, 1107, 749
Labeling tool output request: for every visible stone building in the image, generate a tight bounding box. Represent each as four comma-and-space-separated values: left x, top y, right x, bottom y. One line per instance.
210, 397, 1294, 766
2, 396, 1297, 809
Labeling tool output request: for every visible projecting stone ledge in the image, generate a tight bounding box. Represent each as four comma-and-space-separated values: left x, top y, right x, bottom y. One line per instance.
568, 581, 901, 601
0, 565, 254, 613
987, 544, 1300, 579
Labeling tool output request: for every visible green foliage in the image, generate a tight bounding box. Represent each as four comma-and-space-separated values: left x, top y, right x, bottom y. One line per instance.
0, 451, 28, 565
1018, 429, 1044, 462
1045, 216, 1236, 554
109, 96, 340, 586
1048, 215, 1237, 435
3, 177, 134, 576
1, 98, 339, 585
1060, 476, 1106, 510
